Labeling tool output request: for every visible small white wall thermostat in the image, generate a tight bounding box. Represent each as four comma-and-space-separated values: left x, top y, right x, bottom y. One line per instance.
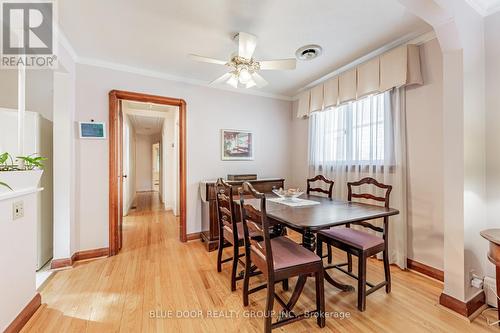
79, 121, 106, 139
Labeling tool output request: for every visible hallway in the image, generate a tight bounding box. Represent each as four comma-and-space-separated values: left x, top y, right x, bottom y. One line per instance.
21, 192, 496, 332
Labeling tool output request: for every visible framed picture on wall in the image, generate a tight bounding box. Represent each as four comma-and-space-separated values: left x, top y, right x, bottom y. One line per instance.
221, 129, 254, 160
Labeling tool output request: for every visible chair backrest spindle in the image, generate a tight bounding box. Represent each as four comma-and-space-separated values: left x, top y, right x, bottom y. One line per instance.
307, 175, 334, 198
215, 178, 238, 244
347, 177, 392, 233
239, 182, 274, 275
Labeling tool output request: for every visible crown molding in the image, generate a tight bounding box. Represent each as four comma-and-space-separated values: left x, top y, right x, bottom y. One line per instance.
292, 29, 436, 100
465, 0, 500, 16
76, 56, 294, 101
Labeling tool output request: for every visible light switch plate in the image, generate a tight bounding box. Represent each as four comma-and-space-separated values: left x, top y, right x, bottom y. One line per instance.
13, 201, 24, 220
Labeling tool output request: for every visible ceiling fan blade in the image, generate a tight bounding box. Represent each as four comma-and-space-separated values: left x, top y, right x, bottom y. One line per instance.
251, 72, 268, 88
237, 32, 258, 59
259, 59, 296, 70
209, 72, 233, 85
189, 54, 227, 66
226, 75, 239, 88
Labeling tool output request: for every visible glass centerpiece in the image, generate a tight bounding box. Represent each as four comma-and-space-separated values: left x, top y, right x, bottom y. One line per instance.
272, 187, 303, 201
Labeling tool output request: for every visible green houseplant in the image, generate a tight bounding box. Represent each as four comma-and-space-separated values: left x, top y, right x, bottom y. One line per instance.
0, 152, 46, 194
16, 154, 47, 170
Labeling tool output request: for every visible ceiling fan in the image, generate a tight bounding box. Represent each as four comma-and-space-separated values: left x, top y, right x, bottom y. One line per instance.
189, 32, 296, 89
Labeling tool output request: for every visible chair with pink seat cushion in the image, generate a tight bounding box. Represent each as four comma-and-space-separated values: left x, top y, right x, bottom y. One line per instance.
239, 182, 325, 333
306, 175, 335, 264
215, 178, 262, 292
317, 177, 392, 312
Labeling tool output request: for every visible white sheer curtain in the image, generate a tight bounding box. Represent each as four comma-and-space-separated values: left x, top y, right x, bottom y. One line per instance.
309, 88, 407, 269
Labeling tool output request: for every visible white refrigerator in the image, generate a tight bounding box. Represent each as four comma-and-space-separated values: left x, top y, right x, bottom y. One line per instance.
0, 108, 53, 270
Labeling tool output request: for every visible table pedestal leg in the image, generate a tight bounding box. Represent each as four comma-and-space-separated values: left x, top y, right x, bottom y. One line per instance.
302, 229, 316, 251
272, 224, 285, 237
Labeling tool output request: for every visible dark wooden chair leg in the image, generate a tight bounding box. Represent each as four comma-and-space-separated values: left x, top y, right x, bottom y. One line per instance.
243, 247, 251, 306
264, 282, 275, 333
217, 239, 224, 273
383, 250, 391, 293
316, 237, 323, 259
357, 253, 367, 312
282, 279, 289, 291
327, 245, 332, 264
315, 270, 326, 328
347, 253, 353, 272
230, 244, 239, 291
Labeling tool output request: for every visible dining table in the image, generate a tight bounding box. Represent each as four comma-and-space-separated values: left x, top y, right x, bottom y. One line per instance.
236, 193, 399, 308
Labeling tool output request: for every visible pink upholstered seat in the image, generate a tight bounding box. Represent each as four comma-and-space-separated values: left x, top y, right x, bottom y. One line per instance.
318, 228, 384, 250
268, 236, 322, 271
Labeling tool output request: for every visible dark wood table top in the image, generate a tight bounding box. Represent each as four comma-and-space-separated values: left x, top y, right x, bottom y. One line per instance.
481, 229, 500, 246
238, 194, 399, 231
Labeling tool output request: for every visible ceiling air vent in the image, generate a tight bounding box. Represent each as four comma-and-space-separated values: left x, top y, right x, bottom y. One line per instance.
296, 45, 322, 61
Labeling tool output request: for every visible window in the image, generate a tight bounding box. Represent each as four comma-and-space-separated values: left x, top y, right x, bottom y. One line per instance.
309, 91, 393, 167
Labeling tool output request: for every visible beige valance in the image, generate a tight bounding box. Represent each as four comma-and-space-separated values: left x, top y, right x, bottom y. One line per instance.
323, 77, 339, 108
296, 44, 423, 118
357, 57, 380, 98
309, 84, 324, 113
380, 44, 422, 91
339, 68, 357, 104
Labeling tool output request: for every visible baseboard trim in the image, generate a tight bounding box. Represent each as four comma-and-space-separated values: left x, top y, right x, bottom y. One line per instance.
51, 247, 109, 269
187, 232, 202, 241
407, 258, 444, 282
439, 291, 486, 317
50, 257, 73, 269
72, 247, 109, 262
4, 293, 41, 333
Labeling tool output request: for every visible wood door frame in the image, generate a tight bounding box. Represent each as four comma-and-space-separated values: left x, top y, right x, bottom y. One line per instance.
109, 90, 187, 256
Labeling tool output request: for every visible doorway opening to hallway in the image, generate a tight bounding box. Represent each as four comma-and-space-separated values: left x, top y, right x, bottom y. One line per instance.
109, 91, 187, 256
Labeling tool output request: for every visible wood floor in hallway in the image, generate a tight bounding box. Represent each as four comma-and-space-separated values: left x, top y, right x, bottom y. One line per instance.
22, 192, 498, 332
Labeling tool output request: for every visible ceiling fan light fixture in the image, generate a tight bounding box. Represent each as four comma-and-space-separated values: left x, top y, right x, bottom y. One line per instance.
245, 79, 257, 89
191, 31, 296, 90
238, 68, 252, 84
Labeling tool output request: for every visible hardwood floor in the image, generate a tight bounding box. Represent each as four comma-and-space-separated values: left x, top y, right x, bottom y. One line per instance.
22, 192, 497, 332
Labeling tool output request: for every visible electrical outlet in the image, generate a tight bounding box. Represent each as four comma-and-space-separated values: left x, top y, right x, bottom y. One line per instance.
12, 201, 24, 220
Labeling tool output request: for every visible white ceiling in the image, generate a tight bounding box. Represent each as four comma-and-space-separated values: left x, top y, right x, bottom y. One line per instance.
59, 0, 431, 97
128, 114, 164, 136
123, 101, 177, 136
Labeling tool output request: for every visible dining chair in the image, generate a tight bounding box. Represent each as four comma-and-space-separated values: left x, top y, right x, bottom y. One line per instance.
215, 178, 261, 291
239, 182, 325, 333
316, 177, 392, 311
306, 175, 335, 264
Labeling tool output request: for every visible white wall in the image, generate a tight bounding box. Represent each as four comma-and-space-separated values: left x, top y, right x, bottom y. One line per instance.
0, 69, 53, 121
135, 134, 155, 192
405, 39, 444, 270
74, 63, 292, 250
485, 10, 500, 280
0, 191, 38, 330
